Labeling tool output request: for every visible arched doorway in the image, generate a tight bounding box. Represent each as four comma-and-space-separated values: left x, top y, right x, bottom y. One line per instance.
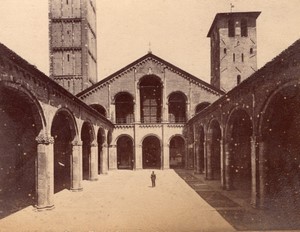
81, 122, 94, 180
142, 136, 161, 169
139, 75, 162, 123
261, 84, 300, 210
169, 136, 185, 168
0, 85, 42, 216
117, 135, 134, 169
227, 109, 252, 191
51, 110, 75, 193
207, 120, 221, 180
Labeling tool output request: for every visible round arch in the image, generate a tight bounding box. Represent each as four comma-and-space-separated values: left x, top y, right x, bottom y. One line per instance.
258, 82, 300, 210
114, 92, 134, 124
90, 104, 107, 117
0, 82, 46, 214
51, 108, 78, 193
139, 75, 163, 123
225, 107, 253, 191
116, 135, 134, 170
195, 102, 211, 114
168, 91, 187, 123
142, 135, 161, 169
206, 119, 222, 180
169, 135, 185, 168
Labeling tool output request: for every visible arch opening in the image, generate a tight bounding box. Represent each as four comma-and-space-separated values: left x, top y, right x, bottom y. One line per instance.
227, 109, 252, 191
168, 92, 186, 123
208, 120, 221, 180
0, 86, 42, 217
81, 122, 94, 180
90, 104, 107, 117
169, 136, 185, 168
261, 85, 300, 210
142, 136, 161, 169
195, 102, 210, 114
140, 75, 162, 123
51, 110, 75, 193
117, 135, 134, 170
115, 92, 134, 124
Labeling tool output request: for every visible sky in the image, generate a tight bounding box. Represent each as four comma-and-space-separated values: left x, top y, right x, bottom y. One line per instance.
0, 0, 299, 83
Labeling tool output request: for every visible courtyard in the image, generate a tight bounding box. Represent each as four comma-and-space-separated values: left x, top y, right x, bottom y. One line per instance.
0, 169, 234, 232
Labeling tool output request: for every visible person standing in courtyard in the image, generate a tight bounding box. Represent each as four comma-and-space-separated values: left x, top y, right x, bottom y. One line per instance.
151, 171, 156, 187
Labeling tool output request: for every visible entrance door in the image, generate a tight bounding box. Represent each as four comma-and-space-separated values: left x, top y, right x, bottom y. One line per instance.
117, 136, 133, 169
142, 136, 161, 169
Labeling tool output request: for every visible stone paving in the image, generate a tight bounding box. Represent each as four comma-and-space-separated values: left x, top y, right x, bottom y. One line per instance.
0, 169, 235, 232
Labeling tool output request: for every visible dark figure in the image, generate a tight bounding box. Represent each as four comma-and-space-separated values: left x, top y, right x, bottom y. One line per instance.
151, 171, 156, 187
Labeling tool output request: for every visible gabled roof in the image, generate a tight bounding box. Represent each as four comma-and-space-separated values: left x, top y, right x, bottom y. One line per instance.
77, 52, 224, 97
207, 11, 261, 37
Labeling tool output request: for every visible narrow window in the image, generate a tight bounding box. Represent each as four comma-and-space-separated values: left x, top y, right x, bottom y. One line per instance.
68, 81, 70, 88
228, 19, 235, 37
224, 48, 227, 54
67, 54, 70, 62
250, 48, 253, 54
66, 0, 69, 4
237, 75, 241, 84
241, 18, 248, 37
241, 53, 244, 62
233, 53, 235, 62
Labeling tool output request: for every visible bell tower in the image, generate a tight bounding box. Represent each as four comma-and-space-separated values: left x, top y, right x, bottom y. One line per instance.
49, 0, 97, 94
207, 12, 260, 92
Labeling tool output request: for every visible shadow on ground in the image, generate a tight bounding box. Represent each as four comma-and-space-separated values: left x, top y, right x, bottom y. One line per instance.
174, 169, 300, 231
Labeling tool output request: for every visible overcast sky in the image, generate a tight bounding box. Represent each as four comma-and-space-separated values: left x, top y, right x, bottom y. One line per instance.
0, 0, 299, 83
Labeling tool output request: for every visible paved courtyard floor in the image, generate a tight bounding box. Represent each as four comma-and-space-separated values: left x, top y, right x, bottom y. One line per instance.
0, 169, 235, 232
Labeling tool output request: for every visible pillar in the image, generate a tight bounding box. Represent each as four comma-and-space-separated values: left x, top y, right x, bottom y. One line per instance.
258, 138, 267, 208
108, 145, 117, 170
220, 138, 225, 188
36, 135, 55, 210
224, 141, 232, 190
250, 136, 258, 207
203, 141, 207, 173
135, 78, 141, 123
163, 144, 170, 169
194, 142, 201, 174
71, 140, 83, 191
135, 144, 143, 169
90, 141, 98, 181
206, 139, 213, 180
101, 143, 108, 174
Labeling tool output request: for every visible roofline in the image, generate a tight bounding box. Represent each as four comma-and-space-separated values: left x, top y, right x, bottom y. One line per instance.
0, 42, 114, 128
77, 53, 224, 97
207, 11, 261, 37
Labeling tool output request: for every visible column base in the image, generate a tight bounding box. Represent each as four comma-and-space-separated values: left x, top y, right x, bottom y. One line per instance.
70, 187, 83, 192
35, 205, 55, 211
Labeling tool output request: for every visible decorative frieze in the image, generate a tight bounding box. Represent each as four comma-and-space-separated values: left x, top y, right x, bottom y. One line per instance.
36, 135, 54, 144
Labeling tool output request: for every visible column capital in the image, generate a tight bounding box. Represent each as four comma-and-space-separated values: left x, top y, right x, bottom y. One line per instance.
71, 140, 82, 146
91, 142, 98, 147
36, 135, 54, 144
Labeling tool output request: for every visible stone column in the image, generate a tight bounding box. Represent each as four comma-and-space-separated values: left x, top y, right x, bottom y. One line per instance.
135, 86, 141, 123
203, 141, 207, 173
220, 138, 225, 188
71, 140, 83, 191
206, 139, 213, 180
108, 145, 117, 170
194, 141, 201, 174
135, 144, 143, 169
224, 141, 232, 190
258, 138, 267, 208
90, 141, 98, 181
163, 143, 170, 169
250, 136, 258, 207
36, 135, 55, 210
101, 143, 108, 174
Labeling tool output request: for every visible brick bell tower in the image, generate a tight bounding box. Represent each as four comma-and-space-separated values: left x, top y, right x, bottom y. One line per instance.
207, 12, 261, 92
49, 0, 97, 95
